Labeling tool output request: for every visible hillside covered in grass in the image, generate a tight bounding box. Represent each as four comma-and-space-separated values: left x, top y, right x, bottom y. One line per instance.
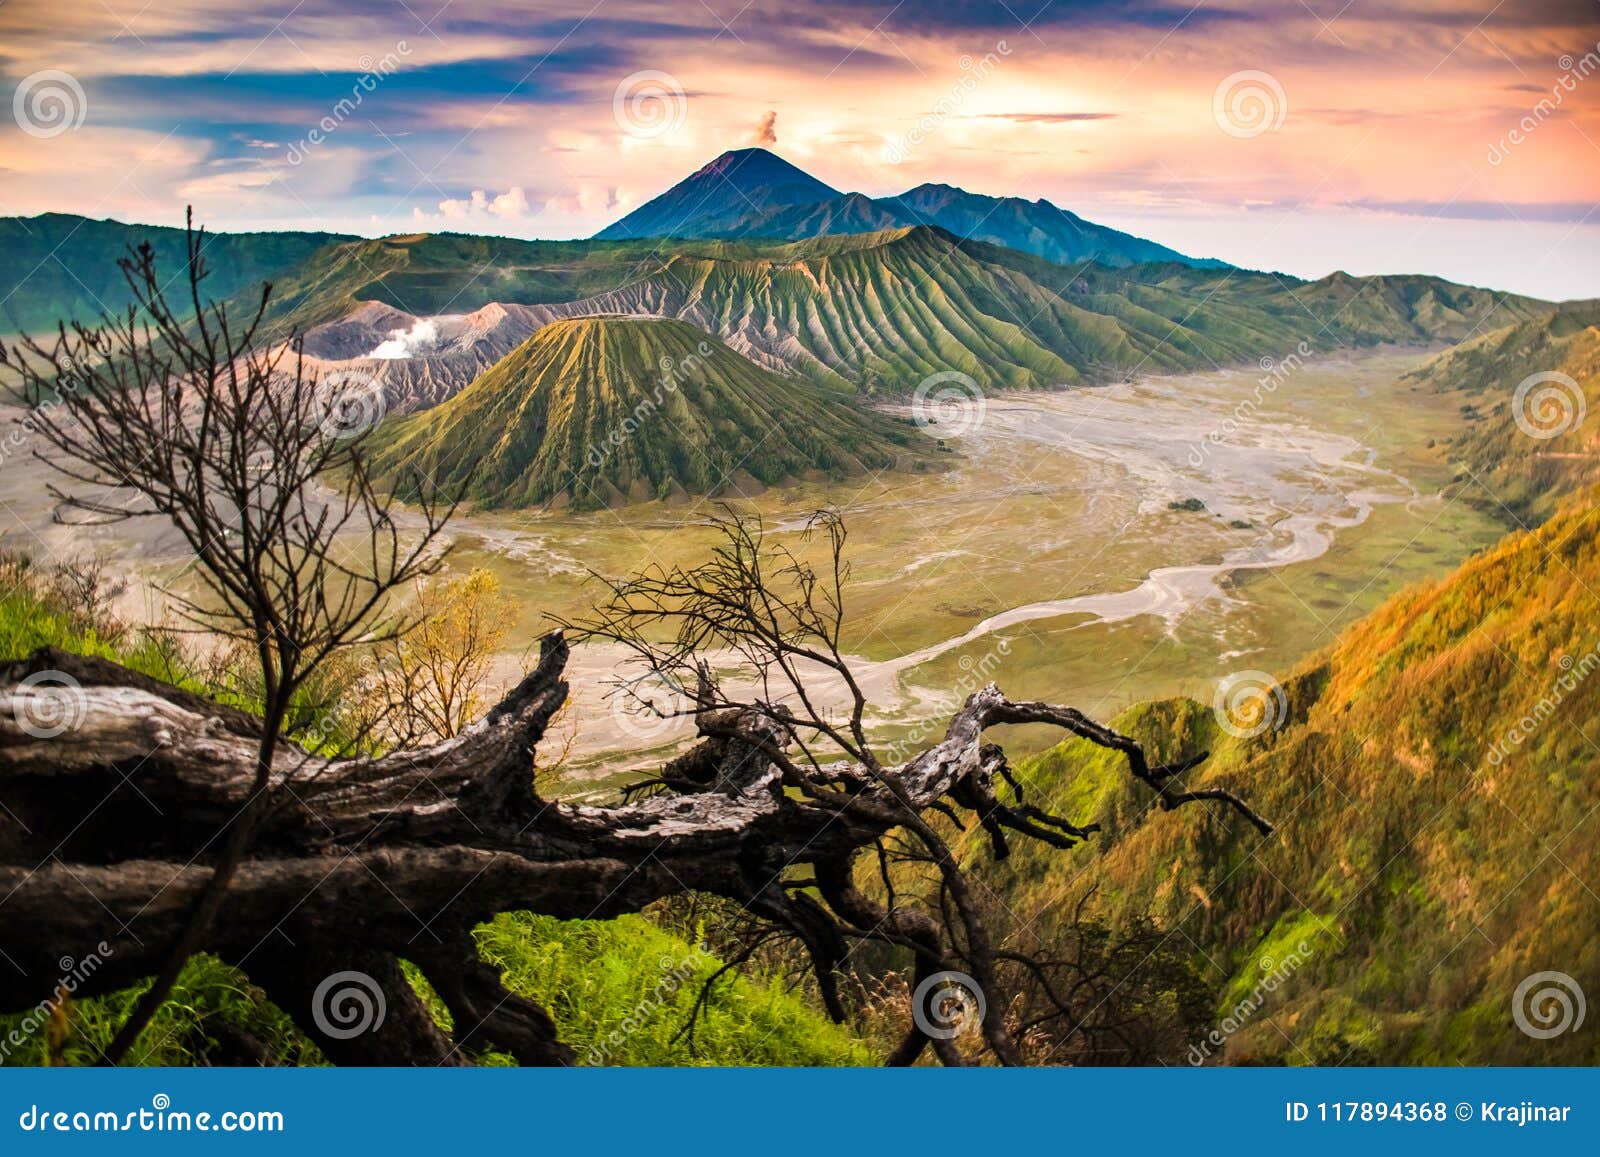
0, 213, 349, 337
293, 226, 1553, 396
1405, 304, 1599, 525
8, 211, 1557, 406
369, 316, 923, 509
994, 488, 1600, 1064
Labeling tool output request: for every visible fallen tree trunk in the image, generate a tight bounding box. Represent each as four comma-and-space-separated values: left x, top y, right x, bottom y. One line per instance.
0, 636, 1269, 1065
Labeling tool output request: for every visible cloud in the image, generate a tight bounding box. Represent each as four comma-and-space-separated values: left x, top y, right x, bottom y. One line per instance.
421, 187, 532, 222
963, 112, 1119, 124
748, 110, 778, 145
545, 182, 621, 216
1346, 198, 1600, 224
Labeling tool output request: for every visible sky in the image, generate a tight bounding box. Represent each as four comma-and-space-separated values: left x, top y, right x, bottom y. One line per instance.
1, 0, 1598, 299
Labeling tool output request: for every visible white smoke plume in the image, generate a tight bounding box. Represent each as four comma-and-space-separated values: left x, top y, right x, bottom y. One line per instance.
368, 319, 440, 360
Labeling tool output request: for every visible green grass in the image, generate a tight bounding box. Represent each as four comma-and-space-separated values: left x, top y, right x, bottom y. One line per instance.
465, 913, 868, 1066
0, 560, 866, 1067
2, 918, 869, 1067
996, 489, 1600, 1065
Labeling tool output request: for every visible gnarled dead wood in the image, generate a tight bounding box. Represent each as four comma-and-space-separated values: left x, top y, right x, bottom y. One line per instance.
0, 633, 1268, 1065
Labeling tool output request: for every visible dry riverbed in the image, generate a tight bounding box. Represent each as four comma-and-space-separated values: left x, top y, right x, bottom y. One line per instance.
0, 346, 1506, 794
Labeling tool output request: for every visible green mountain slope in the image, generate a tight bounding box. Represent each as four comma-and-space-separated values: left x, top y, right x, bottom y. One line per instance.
11, 214, 1554, 404
0, 213, 350, 337
272, 227, 1550, 400
1405, 304, 1600, 525
999, 488, 1600, 1064
253, 232, 678, 336
369, 317, 924, 509
576, 228, 1553, 392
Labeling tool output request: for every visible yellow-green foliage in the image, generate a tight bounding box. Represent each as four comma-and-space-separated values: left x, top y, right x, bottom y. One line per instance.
0, 956, 318, 1067
1003, 490, 1600, 1064
0, 560, 866, 1067
463, 914, 868, 1066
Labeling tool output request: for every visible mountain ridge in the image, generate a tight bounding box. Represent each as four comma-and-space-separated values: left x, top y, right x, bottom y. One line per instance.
593, 147, 1224, 269
274, 224, 1554, 405
594, 147, 843, 242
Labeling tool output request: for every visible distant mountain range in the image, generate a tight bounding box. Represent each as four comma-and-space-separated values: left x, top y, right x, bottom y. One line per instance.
0, 149, 1582, 509
594, 147, 1224, 269
0, 212, 351, 337
279, 226, 1552, 409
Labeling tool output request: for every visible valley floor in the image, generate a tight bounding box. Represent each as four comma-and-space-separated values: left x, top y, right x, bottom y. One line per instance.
0, 346, 1508, 792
